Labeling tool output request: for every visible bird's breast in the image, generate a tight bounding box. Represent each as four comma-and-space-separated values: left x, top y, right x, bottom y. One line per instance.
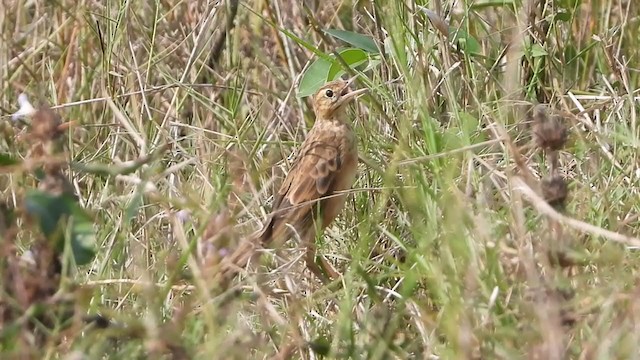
331, 123, 358, 191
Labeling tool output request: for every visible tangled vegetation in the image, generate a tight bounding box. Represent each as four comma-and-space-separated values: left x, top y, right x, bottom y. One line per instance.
1, 0, 639, 358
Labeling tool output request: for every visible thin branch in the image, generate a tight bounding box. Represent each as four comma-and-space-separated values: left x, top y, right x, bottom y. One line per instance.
512, 176, 640, 248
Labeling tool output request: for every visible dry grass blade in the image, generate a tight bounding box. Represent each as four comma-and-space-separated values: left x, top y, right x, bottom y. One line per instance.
513, 176, 640, 247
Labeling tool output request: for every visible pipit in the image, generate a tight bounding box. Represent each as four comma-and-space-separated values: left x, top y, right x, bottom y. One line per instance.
216, 77, 367, 284
256, 76, 367, 281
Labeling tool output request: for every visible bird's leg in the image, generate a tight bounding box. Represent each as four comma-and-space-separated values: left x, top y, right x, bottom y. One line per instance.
304, 243, 328, 283
304, 241, 333, 283
303, 229, 340, 283
317, 253, 340, 280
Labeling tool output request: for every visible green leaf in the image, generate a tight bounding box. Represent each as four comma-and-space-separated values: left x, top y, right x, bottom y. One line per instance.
25, 190, 96, 265
67, 204, 97, 266
555, 10, 572, 22
324, 29, 379, 53
328, 48, 368, 80
458, 111, 480, 138
442, 127, 464, 150
308, 336, 331, 356
25, 190, 73, 237
531, 44, 548, 57
0, 153, 19, 166
451, 28, 483, 56
298, 58, 333, 98
298, 48, 370, 98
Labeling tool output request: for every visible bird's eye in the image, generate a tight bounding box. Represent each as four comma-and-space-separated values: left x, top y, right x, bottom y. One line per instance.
325, 89, 334, 98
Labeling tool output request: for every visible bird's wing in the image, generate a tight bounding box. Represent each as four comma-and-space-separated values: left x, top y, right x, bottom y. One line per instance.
259, 131, 343, 244
278, 138, 342, 207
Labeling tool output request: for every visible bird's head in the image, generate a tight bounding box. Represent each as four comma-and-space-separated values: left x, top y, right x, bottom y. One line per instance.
311, 76, 367, 120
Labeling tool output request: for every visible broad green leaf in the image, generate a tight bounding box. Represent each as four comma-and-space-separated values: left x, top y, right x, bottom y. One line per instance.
452, 28, 483, 56
25, 190, 73, 236
442, 127, 464, 150
298, 58, 333, 98
555, 10, 572, 22
298, 48, 370, 97
458, 111, 480, 138
25, 190, 96, 265
328, 48, 368, 79
324, 29, 379, 53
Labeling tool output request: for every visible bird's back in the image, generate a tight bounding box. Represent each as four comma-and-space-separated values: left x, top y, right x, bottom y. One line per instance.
258, 118, 358, 245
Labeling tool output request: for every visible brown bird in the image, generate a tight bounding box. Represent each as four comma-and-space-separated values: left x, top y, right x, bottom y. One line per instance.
217, 77, 366, 283
256, 76, 367, 281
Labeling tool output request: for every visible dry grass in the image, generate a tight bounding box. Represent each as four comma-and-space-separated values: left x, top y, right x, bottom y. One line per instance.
1, 0, 640, 358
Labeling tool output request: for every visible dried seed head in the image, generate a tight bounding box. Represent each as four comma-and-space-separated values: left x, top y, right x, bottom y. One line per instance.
541, 175, 569, 209
531, 104, 568, 151
31, 105, 63, 143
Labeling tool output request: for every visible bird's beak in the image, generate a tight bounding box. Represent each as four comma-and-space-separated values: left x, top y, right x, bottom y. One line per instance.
335, 75, 368, 108
344, 74, 359, 89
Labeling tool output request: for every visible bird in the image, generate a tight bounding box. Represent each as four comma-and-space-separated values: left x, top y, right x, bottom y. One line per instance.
217, 76, 367, 283
256, 76, 367, 281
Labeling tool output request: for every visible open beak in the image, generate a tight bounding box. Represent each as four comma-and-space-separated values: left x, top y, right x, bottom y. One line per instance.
335, 75, 368, 108
343, 74, 359, 92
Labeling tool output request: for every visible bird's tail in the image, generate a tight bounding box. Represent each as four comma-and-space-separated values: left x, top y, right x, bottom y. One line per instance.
213, 216, 277, 286
214, 229, 262, 284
